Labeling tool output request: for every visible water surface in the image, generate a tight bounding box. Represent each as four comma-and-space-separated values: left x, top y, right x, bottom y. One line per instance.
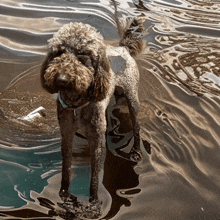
0, 0, 220, 219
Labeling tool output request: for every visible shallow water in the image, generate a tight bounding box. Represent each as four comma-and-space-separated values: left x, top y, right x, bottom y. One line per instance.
0, 0, 220, 219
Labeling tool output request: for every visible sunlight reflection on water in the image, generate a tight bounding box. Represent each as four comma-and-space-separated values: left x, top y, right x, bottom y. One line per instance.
0, 0, 220, 219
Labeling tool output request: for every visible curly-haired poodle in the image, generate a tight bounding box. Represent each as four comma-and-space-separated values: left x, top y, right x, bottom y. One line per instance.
40, 17, 145, 216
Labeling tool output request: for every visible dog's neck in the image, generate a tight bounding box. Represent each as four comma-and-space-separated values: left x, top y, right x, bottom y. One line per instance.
58, 92, 90, 111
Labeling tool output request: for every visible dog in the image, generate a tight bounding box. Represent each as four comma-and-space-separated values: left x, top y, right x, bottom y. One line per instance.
40, 17, 145, 216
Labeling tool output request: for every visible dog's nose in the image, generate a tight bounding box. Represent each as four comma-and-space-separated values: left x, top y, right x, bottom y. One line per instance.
57, 75, 68, 87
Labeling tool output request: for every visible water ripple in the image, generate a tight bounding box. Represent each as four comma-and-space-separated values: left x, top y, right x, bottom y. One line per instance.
1, 0, 220, 219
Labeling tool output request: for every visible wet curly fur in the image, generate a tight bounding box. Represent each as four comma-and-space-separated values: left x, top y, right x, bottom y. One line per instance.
40, 18, 145, 218
41, 22, 110, 102
45, 53, 91, 91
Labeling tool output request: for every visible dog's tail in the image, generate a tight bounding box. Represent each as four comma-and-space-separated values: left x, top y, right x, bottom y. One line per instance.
111, 0, 146, 57
119, 17, 146, 56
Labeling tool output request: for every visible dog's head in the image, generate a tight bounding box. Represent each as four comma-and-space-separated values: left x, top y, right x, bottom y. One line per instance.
40, 23, 111, 104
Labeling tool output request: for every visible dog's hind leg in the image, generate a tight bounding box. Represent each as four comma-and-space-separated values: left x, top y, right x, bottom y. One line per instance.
57, 104, 78, 204
124, 90, 143, 162
88, 134, 105, 204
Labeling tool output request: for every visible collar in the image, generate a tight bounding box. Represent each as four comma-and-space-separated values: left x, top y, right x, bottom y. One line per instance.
58, 92, 90, 112
58, 92, 69, 109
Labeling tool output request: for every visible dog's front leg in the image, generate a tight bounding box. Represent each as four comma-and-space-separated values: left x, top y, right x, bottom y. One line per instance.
88, 134, 105, 203
57, 105, 77, 203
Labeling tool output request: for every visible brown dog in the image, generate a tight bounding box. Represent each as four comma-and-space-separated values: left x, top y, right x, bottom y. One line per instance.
40, 18, 145, 215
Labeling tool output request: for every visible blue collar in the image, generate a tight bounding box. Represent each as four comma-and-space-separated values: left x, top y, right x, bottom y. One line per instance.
58, 92, 69, 108
58, 92, 90, 110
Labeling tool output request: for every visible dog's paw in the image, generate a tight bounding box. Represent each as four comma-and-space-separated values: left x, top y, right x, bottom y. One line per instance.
129, 148, 143, 162
56, 200, 83, 219
82, 200, 102, 219
56, 200, 102, 219
49, 205, 76, 219
59, 189, 78, 205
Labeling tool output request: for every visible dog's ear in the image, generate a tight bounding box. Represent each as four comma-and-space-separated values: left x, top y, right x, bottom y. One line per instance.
40, 50, 59, 94
87, 47, 111, 102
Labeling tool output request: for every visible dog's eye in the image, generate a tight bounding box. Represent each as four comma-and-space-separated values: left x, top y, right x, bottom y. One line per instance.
77, 55, 87, 63
77, 55, 92, 67
84, 58, 92, 67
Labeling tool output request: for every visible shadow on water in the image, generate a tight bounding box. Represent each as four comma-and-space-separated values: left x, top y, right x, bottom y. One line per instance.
103, 147, 139, 219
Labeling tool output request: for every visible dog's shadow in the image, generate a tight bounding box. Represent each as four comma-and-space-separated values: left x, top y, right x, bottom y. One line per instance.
102, 98, 143, 219
102, 146, 140, 219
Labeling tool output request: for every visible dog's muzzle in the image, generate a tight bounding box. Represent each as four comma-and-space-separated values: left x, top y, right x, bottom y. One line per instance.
56, 75, 69, 87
